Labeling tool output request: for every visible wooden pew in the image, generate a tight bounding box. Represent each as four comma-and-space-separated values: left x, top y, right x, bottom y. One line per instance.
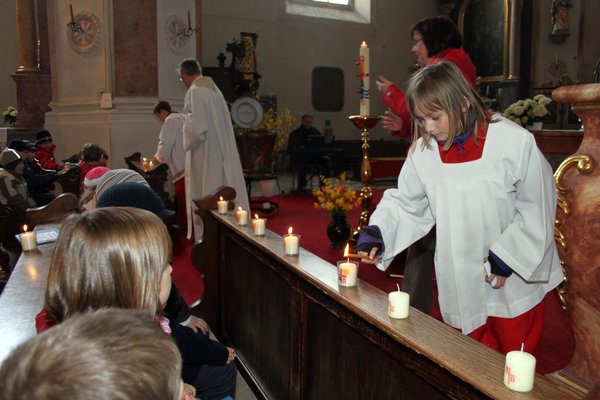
26, 192, 78, 228
192, 211, 582, 399
190, 186, 237, 329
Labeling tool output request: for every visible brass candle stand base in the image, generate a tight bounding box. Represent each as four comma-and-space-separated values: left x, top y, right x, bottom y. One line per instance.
348, 115, 381, 243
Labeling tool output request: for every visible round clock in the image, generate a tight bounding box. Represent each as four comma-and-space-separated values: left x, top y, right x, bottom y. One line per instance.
67, 12, 101, 54
165, 15, 190, 54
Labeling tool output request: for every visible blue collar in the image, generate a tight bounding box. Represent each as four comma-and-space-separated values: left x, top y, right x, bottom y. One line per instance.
438, 125, 475, 153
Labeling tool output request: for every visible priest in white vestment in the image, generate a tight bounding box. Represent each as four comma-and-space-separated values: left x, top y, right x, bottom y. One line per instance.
178, 58, 250, 239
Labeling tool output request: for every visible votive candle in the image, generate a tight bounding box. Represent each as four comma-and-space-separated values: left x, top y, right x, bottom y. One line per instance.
504, 345, 536, 392
388, 290, 409, 319
236, 207, 248, 226
252, 214, 266, 236
217, 196, 228, 214
20, 225, 37, 252
337, 259, 358, 287
283, 227, 300, 256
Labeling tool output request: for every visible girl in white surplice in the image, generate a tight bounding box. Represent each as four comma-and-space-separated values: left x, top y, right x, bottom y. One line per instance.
357, 62, 563, 358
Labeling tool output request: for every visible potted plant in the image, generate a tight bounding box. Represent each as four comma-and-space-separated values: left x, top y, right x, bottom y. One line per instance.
503, 94, 552, 130
313, 173, 362, 248
1, 106, 18, 126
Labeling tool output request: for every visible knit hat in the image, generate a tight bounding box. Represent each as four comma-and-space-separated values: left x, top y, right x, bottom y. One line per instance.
0, 148, 23, 170
83, 166, 111, 190
36, 130, 53, 144
8, 139, 37, 152
95, 169, 149, 199
96, 182, 175, 223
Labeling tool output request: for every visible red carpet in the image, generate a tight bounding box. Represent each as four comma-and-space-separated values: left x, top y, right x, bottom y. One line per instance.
170, 189, 574, 375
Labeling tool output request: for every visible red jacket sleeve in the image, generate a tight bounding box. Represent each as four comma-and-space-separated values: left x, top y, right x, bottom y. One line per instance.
381, 84, 412, 138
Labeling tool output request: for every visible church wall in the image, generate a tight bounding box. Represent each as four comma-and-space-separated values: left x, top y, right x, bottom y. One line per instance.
200, 1, 438, 142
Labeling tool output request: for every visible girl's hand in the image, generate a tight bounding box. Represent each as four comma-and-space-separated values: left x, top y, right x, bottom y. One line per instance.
181, 383, 196, 400
357, 247, 381, 264
486, 274, 507, 289
226, 347, 237, 364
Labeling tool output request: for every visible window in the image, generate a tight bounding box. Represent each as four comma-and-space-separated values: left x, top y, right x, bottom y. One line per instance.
285, 0, 370, 24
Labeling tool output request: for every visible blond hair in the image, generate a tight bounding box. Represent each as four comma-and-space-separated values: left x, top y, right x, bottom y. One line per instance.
45, 207, 172, 323
0, 308, 182, 400
407, 61, 492, 151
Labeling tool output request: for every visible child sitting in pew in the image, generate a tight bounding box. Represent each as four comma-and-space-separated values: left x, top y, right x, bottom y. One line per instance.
37, 207, 237, 399
0, 308, 196, 400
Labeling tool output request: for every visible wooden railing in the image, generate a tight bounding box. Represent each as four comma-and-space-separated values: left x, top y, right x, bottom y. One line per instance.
192, 212, 582, 400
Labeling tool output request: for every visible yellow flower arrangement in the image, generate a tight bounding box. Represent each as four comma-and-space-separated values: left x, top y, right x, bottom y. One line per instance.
313, 173, 361, 217
234, 106, 294, 170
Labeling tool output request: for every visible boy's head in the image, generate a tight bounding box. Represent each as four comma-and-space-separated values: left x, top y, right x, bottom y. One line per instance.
35, 130, 54, 151
79, 143, 108, 164
0, 308, 184, 400
45, 207, 172, 323
153, 101, 173, 122
8, 139, 37, 162
0, 148, 24, 175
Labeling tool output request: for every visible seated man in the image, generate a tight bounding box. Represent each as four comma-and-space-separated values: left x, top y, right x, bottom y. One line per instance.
288, 114, 332, 192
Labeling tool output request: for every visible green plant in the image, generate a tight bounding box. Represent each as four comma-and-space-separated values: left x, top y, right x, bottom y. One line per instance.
2, 106, 18, 125
503, 94, 552, 126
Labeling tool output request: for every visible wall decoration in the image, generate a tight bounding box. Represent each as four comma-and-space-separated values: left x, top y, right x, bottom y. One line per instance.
165, 15, 190, 55
67, 11, 101, 54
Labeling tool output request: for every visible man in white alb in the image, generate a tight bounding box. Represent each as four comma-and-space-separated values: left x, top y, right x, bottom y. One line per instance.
178, 58, 250, 239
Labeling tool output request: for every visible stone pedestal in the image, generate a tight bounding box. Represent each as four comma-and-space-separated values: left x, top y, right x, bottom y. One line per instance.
12, 72, 51, 128
552, 83, 600, 391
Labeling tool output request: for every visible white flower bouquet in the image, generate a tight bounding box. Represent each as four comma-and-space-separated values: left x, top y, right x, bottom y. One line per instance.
503, 94, 552, 126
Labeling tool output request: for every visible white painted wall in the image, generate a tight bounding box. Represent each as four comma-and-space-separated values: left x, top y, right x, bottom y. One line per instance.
200, 0, 437, 141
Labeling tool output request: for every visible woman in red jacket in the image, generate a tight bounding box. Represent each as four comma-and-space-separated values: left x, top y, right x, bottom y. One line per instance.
378, 15, 476, 139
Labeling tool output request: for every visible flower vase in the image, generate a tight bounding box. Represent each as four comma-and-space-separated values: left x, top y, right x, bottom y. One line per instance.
526, 121, 543, 131
326, 212, 351, 249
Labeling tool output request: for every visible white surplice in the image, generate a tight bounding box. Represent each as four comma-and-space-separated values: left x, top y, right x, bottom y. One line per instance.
154, 112, 186, 182
183, 76, 250, 239
369, 116, 564, 334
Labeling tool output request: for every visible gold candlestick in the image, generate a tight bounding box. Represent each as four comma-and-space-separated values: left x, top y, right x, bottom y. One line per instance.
348, 115, 381, 243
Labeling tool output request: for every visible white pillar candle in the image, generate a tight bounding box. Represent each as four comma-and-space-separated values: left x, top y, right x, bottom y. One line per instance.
337, 259, 358, 287
20, 225, 37, 252
236, 207, 248, 226
283, 227, 300, 256
217, 196, 228, 214
388, 290, 409, 319
504, 347, 536, 392
359, 41, 370, 116
252, 214, 266, 236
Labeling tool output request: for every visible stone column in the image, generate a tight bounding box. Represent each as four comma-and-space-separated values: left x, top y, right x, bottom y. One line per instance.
15, 0, 37, 71
12, 0, 51, 128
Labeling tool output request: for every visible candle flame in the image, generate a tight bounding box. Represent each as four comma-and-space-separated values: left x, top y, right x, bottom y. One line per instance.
343, 243, 349, 257
288, 226, 293, 235
237, 206, 242, 211
219, 196, 223, 201
254, 214, 259, 219
361, 41, 367, 47
23, 224, 28, 232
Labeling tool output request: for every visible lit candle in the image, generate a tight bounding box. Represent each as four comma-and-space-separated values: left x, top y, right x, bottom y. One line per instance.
359, 41, 370, 116
283, 226, 300, 256
217, 196, 228, 214
236, 207, 248, 226
388, 285, 409, 319
252, 214, 266, 236
337, 258, 358, 287
69, 4, 75, 23
504, 344, 536, 392
187, 11, 191, 29
20, 225, 37, 252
